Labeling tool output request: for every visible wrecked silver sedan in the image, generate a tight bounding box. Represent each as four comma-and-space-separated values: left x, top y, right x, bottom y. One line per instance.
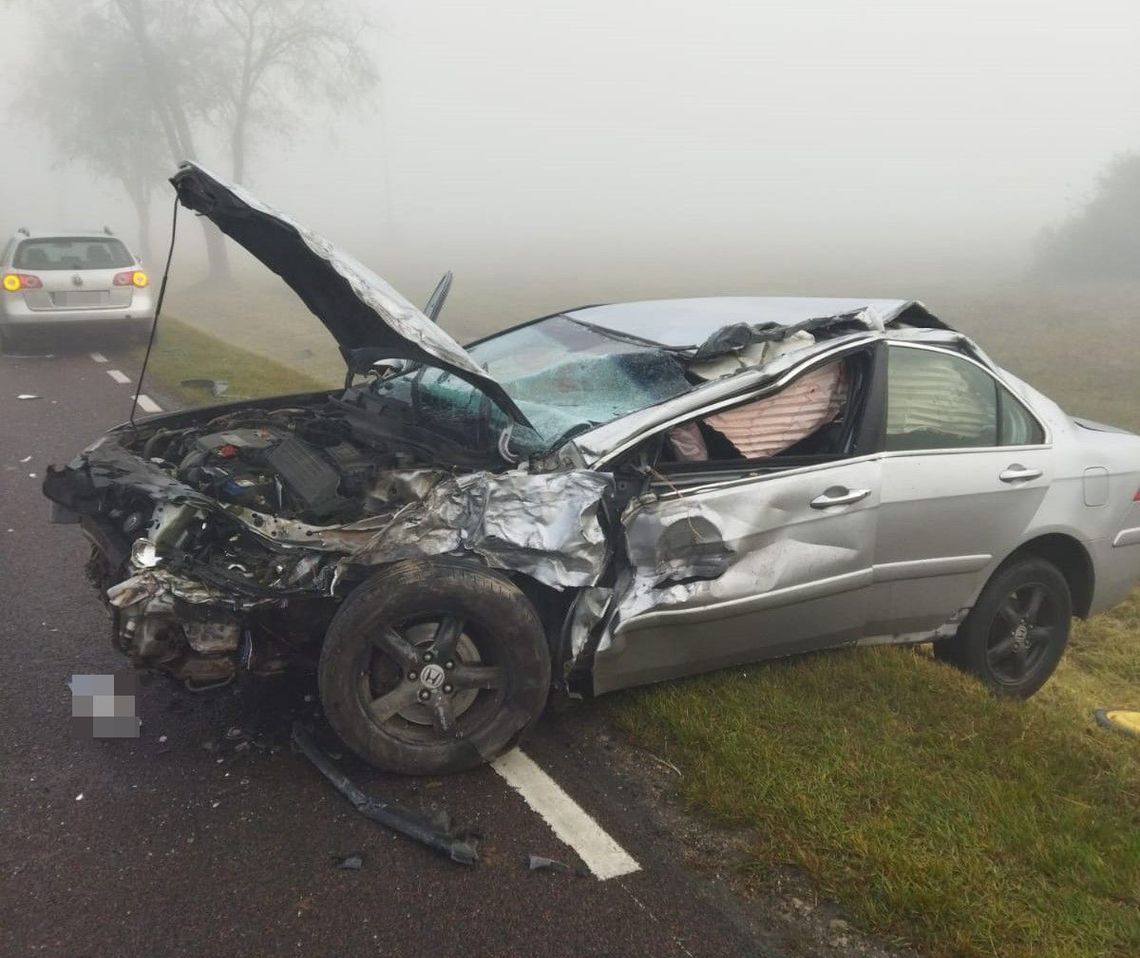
44, 163, 1140, 774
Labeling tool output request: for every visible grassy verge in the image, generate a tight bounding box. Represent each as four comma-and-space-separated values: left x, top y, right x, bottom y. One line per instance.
132, 314, 330, 406
614, 591, 1140, 958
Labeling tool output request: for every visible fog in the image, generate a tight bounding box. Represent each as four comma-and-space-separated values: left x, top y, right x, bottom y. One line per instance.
2, 0, 1139, 306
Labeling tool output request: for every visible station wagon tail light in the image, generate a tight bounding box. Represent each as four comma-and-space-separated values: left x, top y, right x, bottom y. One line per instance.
113, 270, 148, 288
1134, 488, 1140, 502
2, 273, 42, 291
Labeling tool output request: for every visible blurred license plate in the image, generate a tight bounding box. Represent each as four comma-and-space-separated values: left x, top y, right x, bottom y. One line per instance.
52, 291, 106, 307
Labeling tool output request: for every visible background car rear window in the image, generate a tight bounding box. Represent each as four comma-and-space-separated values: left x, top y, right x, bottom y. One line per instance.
14, 238, 134, 270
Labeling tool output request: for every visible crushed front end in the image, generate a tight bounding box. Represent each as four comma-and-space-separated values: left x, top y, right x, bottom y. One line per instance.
43, 392, 612, 690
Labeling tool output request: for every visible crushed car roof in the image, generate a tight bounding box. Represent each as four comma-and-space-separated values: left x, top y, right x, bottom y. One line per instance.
565, 297, 946, 350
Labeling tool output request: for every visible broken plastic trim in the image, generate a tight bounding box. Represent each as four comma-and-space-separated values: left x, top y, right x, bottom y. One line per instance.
291, 722, 478, 865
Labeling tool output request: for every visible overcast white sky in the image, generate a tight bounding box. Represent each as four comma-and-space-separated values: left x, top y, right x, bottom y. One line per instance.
2, 0, 1139, 287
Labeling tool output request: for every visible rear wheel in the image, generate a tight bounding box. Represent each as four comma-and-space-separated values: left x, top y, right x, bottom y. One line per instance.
318, 558, 551, 774
939, 557, 1071, 698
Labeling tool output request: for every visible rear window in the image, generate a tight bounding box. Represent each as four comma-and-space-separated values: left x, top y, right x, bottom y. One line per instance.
14, 238, 134, 270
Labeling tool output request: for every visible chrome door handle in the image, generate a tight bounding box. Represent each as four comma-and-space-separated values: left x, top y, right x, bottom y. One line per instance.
810, 487, 871, 509
999, 465, 1043, 483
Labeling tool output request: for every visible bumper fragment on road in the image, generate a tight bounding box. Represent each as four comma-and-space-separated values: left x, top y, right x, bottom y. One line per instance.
291, 722, 479, 865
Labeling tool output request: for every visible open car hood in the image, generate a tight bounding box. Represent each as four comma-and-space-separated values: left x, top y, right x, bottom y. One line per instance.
169, 162, 529, 427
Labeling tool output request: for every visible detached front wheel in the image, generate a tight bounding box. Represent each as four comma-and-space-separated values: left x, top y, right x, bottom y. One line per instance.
319, 558, 551, 774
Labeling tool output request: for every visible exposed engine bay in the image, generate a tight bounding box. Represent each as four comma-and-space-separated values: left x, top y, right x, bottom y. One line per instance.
141, 399, 444, 524
46, 389, 612, 691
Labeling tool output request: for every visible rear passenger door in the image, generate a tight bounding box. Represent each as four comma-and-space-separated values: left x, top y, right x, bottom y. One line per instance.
869, 343, 1051, 637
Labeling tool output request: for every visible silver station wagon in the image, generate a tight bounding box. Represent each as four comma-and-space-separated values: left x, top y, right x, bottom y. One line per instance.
44, 163, 1140, 774
0, 228, 154, 352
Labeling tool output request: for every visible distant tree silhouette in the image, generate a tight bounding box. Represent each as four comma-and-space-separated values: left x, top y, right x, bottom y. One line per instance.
1035, 153, 1140, 281
18, 0, 376, 279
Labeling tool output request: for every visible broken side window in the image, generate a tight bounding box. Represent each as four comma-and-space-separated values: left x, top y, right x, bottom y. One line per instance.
660, 357, 852, 467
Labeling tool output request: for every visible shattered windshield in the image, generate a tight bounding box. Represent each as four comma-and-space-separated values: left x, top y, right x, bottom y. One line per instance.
378, 315, 693, 450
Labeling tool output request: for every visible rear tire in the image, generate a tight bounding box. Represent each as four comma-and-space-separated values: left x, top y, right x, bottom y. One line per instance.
318, 558, 551, 774
938, 557, 1071, 698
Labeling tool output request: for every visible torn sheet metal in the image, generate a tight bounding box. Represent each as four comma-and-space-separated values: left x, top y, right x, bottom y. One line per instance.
346, 471, 614, 590
591, 457, 879, 693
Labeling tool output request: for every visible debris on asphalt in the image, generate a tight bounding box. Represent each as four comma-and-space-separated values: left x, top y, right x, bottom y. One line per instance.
334, 852, 364, 870
16, 394, 41, 400
75, 793, 84, 801
527, 855, 578, 875
180, 378, 230, 397
291, 722, 478, 866
19, 456, 31, 463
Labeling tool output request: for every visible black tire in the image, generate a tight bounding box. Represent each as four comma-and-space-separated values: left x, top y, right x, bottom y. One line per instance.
942, 557, 1072, 698
318, 558, 551, 774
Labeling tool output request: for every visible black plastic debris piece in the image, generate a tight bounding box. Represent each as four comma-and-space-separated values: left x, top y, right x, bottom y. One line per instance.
334, 852, 364, 870
291, 722, 478, 866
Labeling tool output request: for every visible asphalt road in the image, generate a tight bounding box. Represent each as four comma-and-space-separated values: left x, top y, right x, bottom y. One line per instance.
0, 332, 775, 958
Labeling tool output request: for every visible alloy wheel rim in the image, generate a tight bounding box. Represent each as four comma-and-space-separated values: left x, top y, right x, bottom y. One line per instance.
985, 581, 1059, 684
356, 614, 507, 742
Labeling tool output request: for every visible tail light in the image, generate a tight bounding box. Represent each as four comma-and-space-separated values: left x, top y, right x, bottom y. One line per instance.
1133, 488, 1140, 502
113, 270, 149, 288
2, 273, 43, 291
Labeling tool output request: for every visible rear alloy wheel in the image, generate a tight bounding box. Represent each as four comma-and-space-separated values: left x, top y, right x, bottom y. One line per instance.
318, 558, 551, 774
945, 557, 1072, 698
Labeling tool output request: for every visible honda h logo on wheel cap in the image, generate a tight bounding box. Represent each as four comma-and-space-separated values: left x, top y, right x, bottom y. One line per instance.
420, 663, 446, 690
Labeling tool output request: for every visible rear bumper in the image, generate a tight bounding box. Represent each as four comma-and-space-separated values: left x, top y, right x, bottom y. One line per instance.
1, 291, 155, 328
1088, 532, 1140, 616
1, 310, 153, 330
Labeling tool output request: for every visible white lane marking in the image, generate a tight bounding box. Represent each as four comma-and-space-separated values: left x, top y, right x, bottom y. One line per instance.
90, 352, 108, 363
135, 394, 162, 413
106, 369, 131, 384
492, 748, 641, 880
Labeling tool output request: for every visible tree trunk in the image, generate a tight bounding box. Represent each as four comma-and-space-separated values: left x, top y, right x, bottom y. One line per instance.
133, 193, 153, 264
116, 0, 230, 281
201, 222, 231, 282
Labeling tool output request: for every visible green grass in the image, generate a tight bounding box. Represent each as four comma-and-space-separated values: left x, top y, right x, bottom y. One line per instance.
134, 314, 334, 406
614, 594, 1140, 958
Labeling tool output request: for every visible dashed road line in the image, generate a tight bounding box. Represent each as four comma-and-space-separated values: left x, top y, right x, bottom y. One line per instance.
106, 369, 131, 384
492, 748, 641, 881
135, 394, 162, 413
89, 352, 108, 363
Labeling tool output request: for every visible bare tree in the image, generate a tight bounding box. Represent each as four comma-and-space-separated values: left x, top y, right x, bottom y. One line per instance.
18, 0, 377, 279
210, 0, 378, 184
20, 6, 167, 261
112, 0, 232, 278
